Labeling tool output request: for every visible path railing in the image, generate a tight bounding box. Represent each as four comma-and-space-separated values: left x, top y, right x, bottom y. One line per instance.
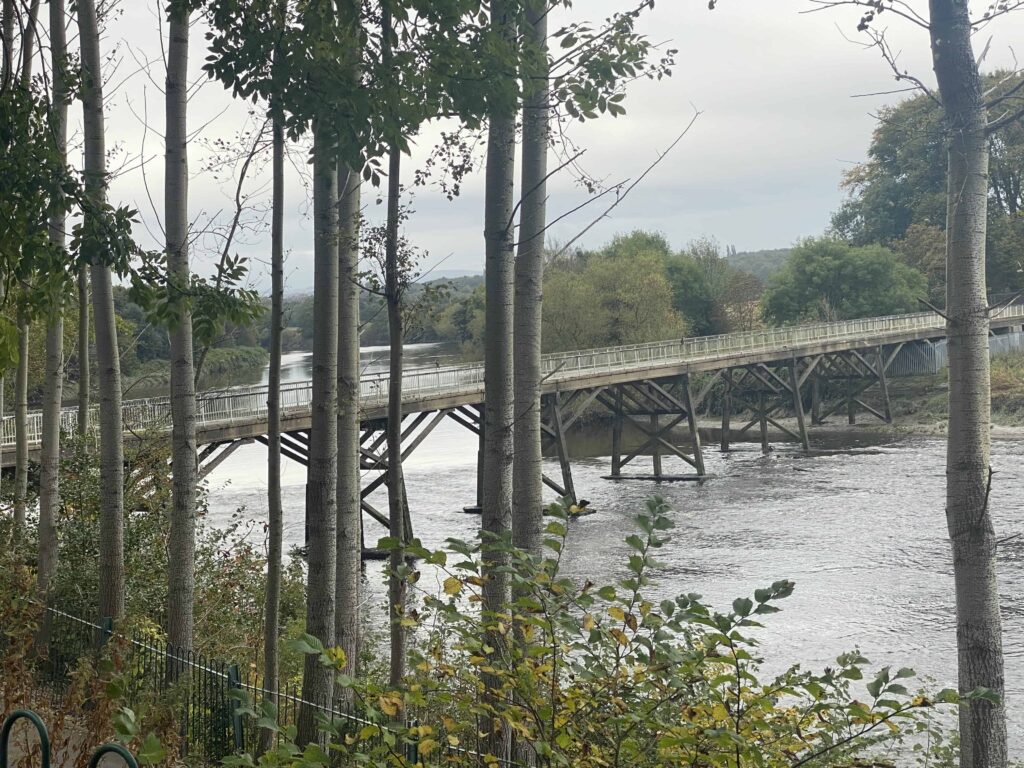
4, 305, 1023, 450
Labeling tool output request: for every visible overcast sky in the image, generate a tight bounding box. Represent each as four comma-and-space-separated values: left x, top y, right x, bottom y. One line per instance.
91, 1, 1024, 294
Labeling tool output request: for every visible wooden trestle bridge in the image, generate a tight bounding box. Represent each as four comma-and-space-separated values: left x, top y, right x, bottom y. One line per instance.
4, 306, 1024, 530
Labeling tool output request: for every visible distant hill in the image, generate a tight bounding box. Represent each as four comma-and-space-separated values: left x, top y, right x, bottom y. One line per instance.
726, 248, 791, 283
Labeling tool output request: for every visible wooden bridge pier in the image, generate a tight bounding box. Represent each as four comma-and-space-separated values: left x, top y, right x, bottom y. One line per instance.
599, 375, 706, 481
804, 346, 898, 426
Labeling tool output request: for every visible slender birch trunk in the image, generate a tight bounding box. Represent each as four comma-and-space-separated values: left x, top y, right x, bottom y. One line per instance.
165, 2, 197, 653
334, 0, 363, 684
482, 0, 517, 614
1, 0, 12, 81
260, 113, 285, 754
11, 0, 39, 545
297, 120, 339, 746
512, 0, 550, 558
336, 163, 361, 679
928, 2, 1006, 765
38, 0, 68, 587
39, 0, 68, 580
13, 314, 28, 540
383, 142, 406, 687
78, 0, 124, 622
77, 271, 89, 437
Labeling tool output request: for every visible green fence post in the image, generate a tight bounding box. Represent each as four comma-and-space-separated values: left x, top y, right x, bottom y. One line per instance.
0, 710, 51, 768
405, 718, 419, 764
227, 663, 245, 753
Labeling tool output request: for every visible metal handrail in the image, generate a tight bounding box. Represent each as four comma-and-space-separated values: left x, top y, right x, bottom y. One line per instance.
5, 305, 1023, 449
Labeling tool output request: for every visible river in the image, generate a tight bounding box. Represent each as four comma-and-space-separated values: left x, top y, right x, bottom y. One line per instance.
202, 344, 1024, 750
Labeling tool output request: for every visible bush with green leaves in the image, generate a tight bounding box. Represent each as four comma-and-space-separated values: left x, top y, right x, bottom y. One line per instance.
238, 498, 983, 768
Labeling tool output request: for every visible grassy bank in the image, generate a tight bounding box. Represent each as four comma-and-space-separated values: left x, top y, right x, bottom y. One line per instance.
887, 350, 1024, 428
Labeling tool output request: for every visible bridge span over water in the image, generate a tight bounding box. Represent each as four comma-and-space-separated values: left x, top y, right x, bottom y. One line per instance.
5, 306, 1024, 528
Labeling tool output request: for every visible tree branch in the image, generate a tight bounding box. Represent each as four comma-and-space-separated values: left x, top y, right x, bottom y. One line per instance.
552, 109, 701, 259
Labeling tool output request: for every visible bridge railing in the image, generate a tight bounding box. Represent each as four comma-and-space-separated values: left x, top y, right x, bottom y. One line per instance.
3, 304, 1023, 450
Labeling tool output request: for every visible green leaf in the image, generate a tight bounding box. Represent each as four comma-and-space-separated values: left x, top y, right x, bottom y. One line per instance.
137, 734, 167, 766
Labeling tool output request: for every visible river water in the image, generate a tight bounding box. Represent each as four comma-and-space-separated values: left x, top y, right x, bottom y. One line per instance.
203, 345, 1024, 750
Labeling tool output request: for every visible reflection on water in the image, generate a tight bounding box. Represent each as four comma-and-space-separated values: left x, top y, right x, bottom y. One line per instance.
200, 347, 1024, 749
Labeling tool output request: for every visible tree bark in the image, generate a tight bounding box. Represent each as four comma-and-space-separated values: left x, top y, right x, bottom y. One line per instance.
11, 0, 39, 546
77, 270, 90, 437
336, 163, 361, 683
1, 0, 13, 83
78, 0, 124, 622
297, 120, 338, 746
383, 143, 407, 687
13, 313, 28, 541
260, 113, 284, 755
165, 1, 197, 655
512, 0, 550, 559
38, 0, 68, 594
482, 0, 517, 614
928, 2, 1007, 766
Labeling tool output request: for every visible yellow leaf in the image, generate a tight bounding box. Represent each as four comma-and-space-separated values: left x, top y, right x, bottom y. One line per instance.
447, 734, 460, 747
419, 737, 438, 756
608, 606, 625, 622
610, 628, 629, 646
443, 576, 463, 596
583, 613, 595, 631
378, 694, 403, 717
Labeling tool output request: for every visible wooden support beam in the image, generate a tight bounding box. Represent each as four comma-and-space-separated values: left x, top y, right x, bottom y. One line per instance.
611, 385, 623, 477
199, 438, 254, 479
650, 414, 663, 477
446, 409, 480, 435
360, 499, 391, 529
400, 409, 448, 461
721, 369, 732, 452
811, 372, 822, 425
681, 374, 706, 475
256, 434, 308, 467
875, 345, 893, 423
542, 473, 567, 497
789, 359, 810, 452
758, 392, 769, 455
798, 355, 823, 388
561, 386, 606, 432
548, 393, 577, 503
846, 378, 856, 425
198, 441, 225, 464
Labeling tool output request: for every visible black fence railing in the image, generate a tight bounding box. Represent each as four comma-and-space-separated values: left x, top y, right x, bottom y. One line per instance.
27, 605, 522, 767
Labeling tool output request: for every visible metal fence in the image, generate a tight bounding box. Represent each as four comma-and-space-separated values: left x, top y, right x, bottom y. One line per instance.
6, 304, 1024, 449
26, 605, 520, 767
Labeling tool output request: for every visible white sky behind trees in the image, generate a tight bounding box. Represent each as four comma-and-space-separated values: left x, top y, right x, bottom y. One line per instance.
83, 0, 1024, 294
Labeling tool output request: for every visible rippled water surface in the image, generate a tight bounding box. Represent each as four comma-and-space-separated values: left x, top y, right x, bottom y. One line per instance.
202, 348, 1024, 751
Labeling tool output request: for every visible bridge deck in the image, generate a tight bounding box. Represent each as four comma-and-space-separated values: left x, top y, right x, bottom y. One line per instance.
4, 306, 1023, 455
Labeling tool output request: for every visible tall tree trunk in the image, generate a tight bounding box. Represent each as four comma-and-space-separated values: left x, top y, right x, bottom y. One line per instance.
11, 0, 39, 545
77, 270, 89, 437
335, 163, 361, 681
383, 143, 406, 687
260, 113, 285, 755
297, 121, 338, 746
165, 1, 197, 655
512, 0, 550, 558
13, 313, 28, 541
482, 0, 517, 613
1, 0, 13, 82
929, 2, 1007, 765
78, 0, 124, 623
929, 2, 1006, 766
39, 0, 68, 587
